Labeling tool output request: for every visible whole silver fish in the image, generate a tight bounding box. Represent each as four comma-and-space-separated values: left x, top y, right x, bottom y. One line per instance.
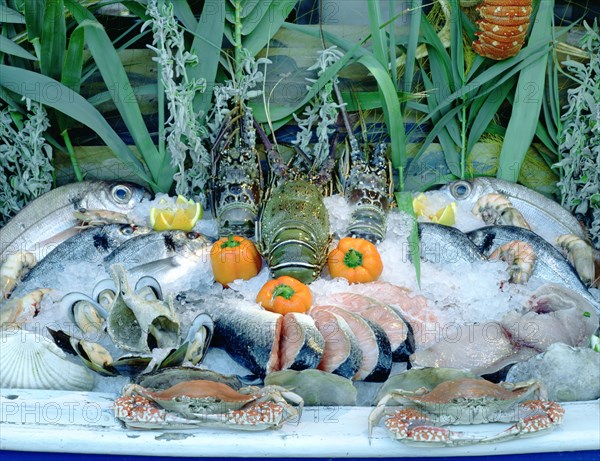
0, 181, 150, 264
103, 231, 213, 290
6, 225, 150, 301
418, 223, 485, 264
441, 178, 587, 243
468, 225, 600, 314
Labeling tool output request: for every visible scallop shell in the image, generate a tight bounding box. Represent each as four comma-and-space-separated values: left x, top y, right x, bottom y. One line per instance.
0, 329, 94, 391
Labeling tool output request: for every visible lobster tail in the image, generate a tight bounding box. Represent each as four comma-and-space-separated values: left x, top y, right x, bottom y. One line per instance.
259, 181, 331, 284
472, 0, 532, 60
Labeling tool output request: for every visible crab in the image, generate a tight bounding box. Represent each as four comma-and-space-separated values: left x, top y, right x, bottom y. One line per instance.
114, 380, 303, 431
368, 378, 564, 446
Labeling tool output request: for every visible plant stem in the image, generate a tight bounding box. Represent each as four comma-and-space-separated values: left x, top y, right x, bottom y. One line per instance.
61, 130, 83, 181
157, 61, 165, 160
461, 103, 467, 179
234, 0, 243, 86
157, 0, 166, 162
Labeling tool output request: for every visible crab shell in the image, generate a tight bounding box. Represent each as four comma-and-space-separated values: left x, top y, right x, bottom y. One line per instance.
124, 380, 258, 417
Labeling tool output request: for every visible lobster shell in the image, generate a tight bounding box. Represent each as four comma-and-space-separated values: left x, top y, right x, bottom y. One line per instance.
472, 0, 532, 60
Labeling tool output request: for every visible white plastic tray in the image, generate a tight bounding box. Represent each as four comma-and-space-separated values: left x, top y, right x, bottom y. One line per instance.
1, 388, 599, 457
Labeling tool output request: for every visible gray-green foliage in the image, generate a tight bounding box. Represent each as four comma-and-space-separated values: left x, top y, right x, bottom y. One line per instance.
0, 101, 53, 226
143, 0, 210, 203
557, 21, 600, 246
292, 46, 343, 173
206, 49, 270, 146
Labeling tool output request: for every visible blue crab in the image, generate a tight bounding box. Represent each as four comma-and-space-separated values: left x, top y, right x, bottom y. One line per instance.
114, 380, 303, 431
369, 377, 564, 446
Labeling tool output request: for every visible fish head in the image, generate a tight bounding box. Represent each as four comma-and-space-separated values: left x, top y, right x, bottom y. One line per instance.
440, 178, 495, 209
85, 182, 151, 212
169, 231, 214, 259
102, 224, 152, 247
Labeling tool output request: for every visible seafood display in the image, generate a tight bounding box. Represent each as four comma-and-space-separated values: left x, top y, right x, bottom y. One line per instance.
115, 380, 302, 431
319, 292, 414, 361
488, 240, 536, 284
4, 224, 149, 301
369, 375, 564, 446
0, 181, 149, 266
472, 0, 532, 61
410, 321, 538, 377
418, 222, 485, 264
106, 264, 180, 352
468, 225, 600, 311
279, 313, 325, 371
441, 178, 588, 242
556, 234, 600, 287
1, 146, 598, 448
179, 294, 282, 378
258, 180, 331, 284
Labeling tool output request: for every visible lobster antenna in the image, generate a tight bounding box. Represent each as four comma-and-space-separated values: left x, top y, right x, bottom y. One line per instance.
333, 80, 362, 161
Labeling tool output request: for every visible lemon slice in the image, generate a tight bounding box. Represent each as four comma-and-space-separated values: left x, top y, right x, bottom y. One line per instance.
412, 193, 429, 217
431, 202, 457, 226
150, 195, 202, 231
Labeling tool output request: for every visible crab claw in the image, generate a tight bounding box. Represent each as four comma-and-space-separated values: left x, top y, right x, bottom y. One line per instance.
482, 400, 565, 444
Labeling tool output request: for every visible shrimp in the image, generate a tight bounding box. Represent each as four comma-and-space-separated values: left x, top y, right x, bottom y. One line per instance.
489, 240, 536, 284
0, 251, 37, 298
556, 234, 599, 287
472, 193, 531, 229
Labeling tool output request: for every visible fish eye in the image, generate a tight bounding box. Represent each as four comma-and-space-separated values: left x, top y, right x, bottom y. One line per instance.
451, 181, 471, 199
112, 185, 132, 203
121, 226, 134, 235
186, 232, 199, 240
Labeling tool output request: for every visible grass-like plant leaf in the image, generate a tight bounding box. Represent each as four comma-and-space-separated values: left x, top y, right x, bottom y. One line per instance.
466, 79, 515, 155
0, 5, 25, 23
23, 0, 43, 43
187, 0, 225, 117
242, 0, 296, 56
1, 64, 153, 186
0, 35, 37, 60
395, 191, 420, 287
40, 0, 65, 82
497, 0, 553, 181
65, 0, 172, 192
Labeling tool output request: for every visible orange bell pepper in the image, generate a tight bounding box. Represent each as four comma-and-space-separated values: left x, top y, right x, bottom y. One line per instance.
211, 235, 262, 287
256, 276, 312, 314
327, 237, 383, 283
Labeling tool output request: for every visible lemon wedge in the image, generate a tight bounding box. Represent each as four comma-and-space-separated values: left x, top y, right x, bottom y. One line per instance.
431, 202, 457, 226
412, 193, 429, 217
150, 195, 202, 231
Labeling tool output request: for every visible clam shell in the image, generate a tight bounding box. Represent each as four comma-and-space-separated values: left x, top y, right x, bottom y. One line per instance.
0, 329, 94, 391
